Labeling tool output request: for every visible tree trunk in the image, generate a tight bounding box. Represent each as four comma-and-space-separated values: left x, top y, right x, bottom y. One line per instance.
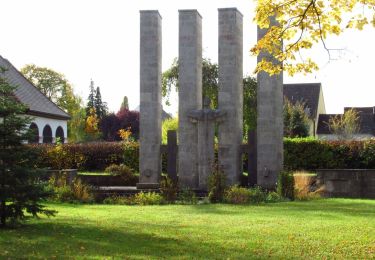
0, 200, 6, 228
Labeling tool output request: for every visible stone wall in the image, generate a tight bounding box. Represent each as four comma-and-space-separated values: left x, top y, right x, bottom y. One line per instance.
317, 169, 375, 198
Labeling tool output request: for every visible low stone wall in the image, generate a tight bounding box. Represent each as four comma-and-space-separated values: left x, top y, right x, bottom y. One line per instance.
78, 175, 138, 187
317, 169, 375, 199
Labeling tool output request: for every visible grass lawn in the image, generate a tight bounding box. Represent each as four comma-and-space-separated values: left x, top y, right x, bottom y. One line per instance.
0, 199, 374, 259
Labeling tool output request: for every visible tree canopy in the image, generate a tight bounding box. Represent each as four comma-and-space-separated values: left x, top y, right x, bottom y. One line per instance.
252, 0, 375, 75
21, 64, 84, 142
328, 108, 360, 139
162, 58, 257, 136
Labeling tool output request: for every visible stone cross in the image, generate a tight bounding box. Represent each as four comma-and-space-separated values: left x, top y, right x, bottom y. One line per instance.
188, 97, 226, 190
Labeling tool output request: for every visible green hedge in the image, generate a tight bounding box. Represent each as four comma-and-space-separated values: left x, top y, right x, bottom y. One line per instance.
284, 138, 375, 170
29, 138, 375, 172
29, 142, 138, 172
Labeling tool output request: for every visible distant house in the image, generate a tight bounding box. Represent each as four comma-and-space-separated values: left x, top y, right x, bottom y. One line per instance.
284, 83, 326, 136
0, 55, 70, 143
317, 107, 375, 140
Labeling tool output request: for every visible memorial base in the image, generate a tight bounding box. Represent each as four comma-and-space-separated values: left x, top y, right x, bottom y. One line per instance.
136, 183, 160, 190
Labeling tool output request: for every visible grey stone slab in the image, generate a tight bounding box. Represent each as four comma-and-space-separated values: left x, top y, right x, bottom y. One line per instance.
256, 17, 284, 189
218, 8, 243, 186
139, 10, 162, 187
189, 98, 225, 190
178, 10, 202, 189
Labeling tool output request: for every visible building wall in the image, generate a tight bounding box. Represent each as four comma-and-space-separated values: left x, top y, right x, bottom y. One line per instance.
28, 116, 68, 143
314, 87, 327, 136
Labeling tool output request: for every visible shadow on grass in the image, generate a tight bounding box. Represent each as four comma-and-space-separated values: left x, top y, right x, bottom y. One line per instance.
1, 220, 259, 259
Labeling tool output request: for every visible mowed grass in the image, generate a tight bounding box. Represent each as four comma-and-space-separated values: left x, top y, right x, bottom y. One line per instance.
0, 199, 374, 259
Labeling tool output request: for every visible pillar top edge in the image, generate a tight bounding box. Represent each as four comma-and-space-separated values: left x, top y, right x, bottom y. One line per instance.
178, 9, 202, 18
140, 10, 162, 18
218, 7, 243, 17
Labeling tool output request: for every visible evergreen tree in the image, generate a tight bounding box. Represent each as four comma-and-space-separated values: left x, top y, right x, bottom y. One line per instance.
284, 99, 310, 138
0, 70, 55, 227
94, 86, 107, 120
86, 80, 96, 116
120, 96, 129, 110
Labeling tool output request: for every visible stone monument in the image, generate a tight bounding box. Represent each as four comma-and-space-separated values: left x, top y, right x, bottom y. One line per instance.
138, 10, 162, 189
256, 17, 283, 189
138, 8, 270, 191
218, 8, 244, 186
188, 97, 226, 190
178, 10, 203, 189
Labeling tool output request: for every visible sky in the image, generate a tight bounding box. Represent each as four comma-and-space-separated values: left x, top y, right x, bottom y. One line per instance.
1, 0, 374, 115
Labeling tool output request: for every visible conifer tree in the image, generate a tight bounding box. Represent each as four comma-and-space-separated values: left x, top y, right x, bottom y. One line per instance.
94, 86, 107, 120
0, 70, 55, 227
86, 80, 96, 116
120, 96, 129, 110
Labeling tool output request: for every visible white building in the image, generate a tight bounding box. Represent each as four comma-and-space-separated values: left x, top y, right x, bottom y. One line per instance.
0, 55, 70, 143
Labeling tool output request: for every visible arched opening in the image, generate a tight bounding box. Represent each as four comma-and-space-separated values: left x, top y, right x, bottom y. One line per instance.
55, 126, 65, 143
28, 123, 39, 143
42, 125, 53, 143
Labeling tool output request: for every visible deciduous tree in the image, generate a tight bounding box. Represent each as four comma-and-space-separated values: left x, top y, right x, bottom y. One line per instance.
162, 59, 257, 136
328, 108, 360, 140
252, 0, 375, 75
21, 64, 85, 143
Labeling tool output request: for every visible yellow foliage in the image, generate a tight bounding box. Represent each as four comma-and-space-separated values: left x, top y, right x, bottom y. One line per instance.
118, 127, 132, 142
85, 108, 99, 134
253, 0, 375, 75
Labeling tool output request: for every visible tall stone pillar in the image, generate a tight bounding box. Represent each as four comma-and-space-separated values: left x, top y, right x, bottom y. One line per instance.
218, 8, 243, 185
178, 10, 202, 189
256, 17, 283, 189
138, 10, 162, 189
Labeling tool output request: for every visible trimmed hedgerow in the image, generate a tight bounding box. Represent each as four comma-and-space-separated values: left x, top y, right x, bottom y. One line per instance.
29, 142, 139, 171
284, 138, 375, 170
29, 139, 375, 172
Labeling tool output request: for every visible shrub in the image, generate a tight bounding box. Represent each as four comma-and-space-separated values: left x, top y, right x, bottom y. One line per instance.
224, 186, 251, 204
103, 196, 134, 205
105, 164, 135, 183
178, 189, 198, 204
53, 185, 75, 202
248, 186, 267, 204
208, 164, 227, 203
162, 117, 178, 144
160, 177, 178, 203
49, 176, 93, 203
266, 191, 285, 203
293, 173, 321, 201
133, 192, 164, 205
71, 178, 94, 203
277, 171, 295, 200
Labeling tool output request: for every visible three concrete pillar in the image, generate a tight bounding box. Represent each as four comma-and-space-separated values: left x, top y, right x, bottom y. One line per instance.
138, 9, 282, 190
